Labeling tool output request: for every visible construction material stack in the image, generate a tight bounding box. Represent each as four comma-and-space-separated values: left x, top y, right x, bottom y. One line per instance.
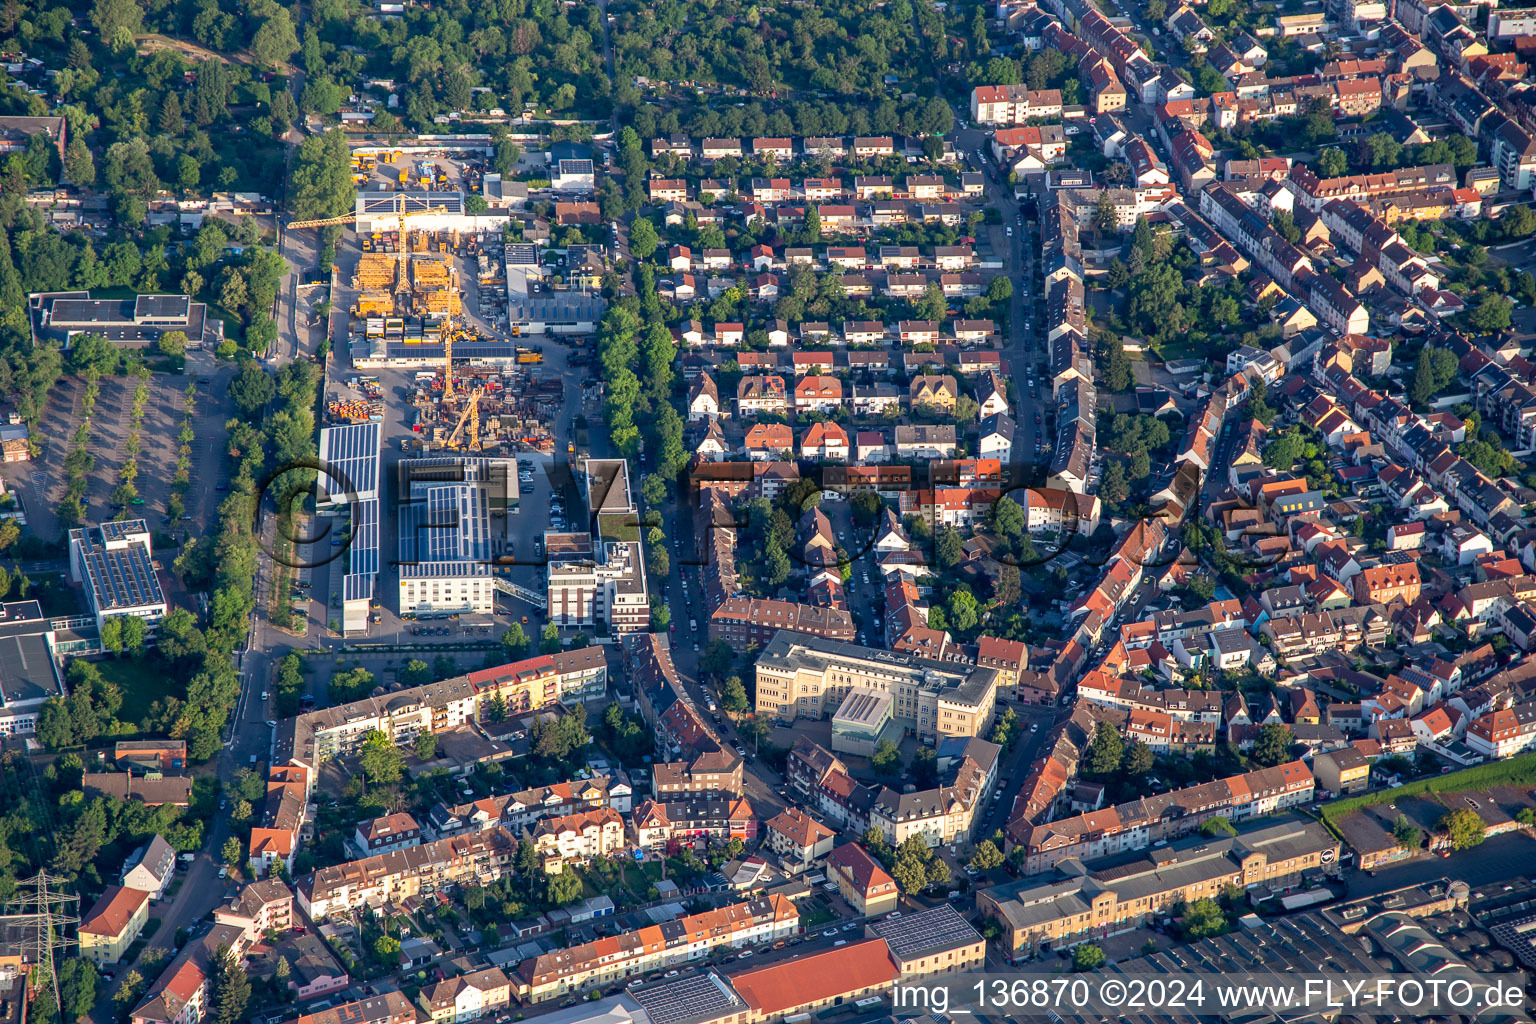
353, 254, 400, 292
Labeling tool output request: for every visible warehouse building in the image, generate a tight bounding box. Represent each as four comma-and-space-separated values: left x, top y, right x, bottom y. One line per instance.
353, 190, 510, 233
317, 423, 383, 635
977, 814, 1339, 954
397, 455, 518, 616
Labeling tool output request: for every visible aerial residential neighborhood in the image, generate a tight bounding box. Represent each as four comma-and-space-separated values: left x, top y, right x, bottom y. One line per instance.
2, 0, 1536, 1022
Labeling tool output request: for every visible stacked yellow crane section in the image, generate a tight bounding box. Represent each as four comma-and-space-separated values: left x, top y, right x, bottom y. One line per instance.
420, 290, 463, 315
409, 257, 453, 292
352, 254, 400, 291
353, 293, 394, 317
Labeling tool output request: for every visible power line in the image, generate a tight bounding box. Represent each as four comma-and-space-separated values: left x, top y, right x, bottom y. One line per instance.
2, 869, 79, 1015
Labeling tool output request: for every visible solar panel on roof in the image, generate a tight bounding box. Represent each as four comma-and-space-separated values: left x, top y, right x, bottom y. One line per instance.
133, 294, 191, 321
867, 904, 980, 960
630, 973, 744, 1024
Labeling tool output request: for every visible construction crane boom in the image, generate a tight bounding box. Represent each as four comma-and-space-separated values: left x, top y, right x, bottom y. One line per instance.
444, 312, 455, 400
444, 387, 484, 449
287, 193, 437, 234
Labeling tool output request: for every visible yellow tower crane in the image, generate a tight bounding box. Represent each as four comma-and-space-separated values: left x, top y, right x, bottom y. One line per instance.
438, 313, 478, 400
442, 311, 456, 400
287, 192, 437, 234
444, 387, 484, 450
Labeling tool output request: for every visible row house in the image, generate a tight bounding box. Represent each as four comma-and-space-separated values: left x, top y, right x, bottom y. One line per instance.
1261, 605, 1388, 659
1305, 271, 1370, 336
512, 896, 799, 1003
1075, 673, 1223, 724
1078, 7, 1154, 82
1286, 162, 1458, 212
427, 777, 633, 837
1012, 760, 1315, 873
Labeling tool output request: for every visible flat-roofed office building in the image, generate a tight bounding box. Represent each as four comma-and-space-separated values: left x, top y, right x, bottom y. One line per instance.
68, 519, 167, 633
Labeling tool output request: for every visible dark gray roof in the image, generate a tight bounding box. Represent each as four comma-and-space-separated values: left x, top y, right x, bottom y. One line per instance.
865, 903, 981, 962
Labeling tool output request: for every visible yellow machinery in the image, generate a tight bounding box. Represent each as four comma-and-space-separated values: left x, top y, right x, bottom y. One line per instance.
441, 311, 456, 399
288, 193, 438, 235
444, 387, 484, 450
438, 312, 479, 401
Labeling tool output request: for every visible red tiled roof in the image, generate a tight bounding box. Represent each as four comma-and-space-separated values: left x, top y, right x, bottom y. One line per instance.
80, 885, 149, 937
729, 939, 899, 1016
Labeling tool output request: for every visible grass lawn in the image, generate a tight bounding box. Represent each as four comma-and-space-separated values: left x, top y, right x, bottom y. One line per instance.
1153, 337, 1205, 363
581, 859, 664, 906
802, 905, 837, 929
95, 655, 182, 730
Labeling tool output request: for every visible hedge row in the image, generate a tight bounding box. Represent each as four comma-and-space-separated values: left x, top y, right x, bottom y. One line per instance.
1320, 751, 1536, 826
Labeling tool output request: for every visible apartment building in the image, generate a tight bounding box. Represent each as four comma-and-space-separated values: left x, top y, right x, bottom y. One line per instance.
298, 828, 518, 920
1010, 760, 1315, 873
980, 816, 1338, 953
868, 738, 999, 847
1353, 562, 1422, 605
212, 879, 295, 946
121, 835, 177, 899
755, 633, 999, 743
513, 896, 800, 1003
765, 808, 836, 868
1466, 703, 1536, 760
545, 461, 650, 634
131, 923, 250, 1024
652, 751, 744, 798
631, 798, 757, 848
546, 538, 650, 633
826, 844, 900, 917
529, 807, 628, 871
80, 886, 152, 964
1312, 747, 1372, 797
352, 813, 423, 858
709, 597, 856, 652
970, 85, 1064, 124
270, 652, 612, 772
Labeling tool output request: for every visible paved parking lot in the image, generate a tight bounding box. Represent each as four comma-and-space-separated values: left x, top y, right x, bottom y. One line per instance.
9, 353, 236, 540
